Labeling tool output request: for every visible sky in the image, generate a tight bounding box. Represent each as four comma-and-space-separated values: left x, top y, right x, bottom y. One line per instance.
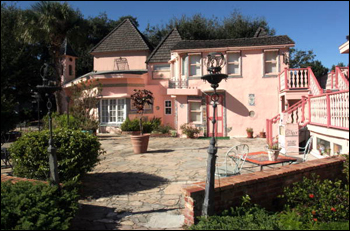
4, 1, 350, 69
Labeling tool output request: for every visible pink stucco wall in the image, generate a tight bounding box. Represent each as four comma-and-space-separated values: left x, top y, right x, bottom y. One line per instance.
171, 48, 289, 137
93, 50, 150, 71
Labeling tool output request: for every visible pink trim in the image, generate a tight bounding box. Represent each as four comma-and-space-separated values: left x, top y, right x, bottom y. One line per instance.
308, 67, 323, 94
309, 122, 349, 131
284, 68, 288, 90
308, 94, 312, 124
309, 90, 349, 98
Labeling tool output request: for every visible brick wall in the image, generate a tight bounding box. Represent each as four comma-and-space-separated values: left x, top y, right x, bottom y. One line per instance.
182, 156, 346, 226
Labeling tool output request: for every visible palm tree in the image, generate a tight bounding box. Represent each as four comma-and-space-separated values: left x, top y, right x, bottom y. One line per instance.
22, 1, 82, 113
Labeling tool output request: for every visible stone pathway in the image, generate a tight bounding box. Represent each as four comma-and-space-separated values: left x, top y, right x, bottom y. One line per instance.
2, 136, 318, 230
70, 136, 269, 230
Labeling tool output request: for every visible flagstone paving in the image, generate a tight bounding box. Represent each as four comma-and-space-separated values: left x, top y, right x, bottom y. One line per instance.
70, 136, 270, 230
2, 135, 317, 230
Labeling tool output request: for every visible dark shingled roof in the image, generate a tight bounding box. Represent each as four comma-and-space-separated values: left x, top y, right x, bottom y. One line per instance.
146, 28, 182, 63
171, 35, 295, 50
60, 38, 78, 57
90, 19, 153, 53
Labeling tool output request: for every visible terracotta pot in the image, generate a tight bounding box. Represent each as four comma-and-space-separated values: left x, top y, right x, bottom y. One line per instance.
247, 131, 254, 138
267, 149, 280, 161
130, 134, 150, 154
260, 132, 266, 138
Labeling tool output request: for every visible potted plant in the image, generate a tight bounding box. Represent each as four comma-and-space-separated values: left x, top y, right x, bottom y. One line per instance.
246, 127, 254, 138
267, 140, 281, 161
130, 89, 154, 154
260, 129, 266, 138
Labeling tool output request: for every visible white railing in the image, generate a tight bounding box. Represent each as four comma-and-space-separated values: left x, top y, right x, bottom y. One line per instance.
336, 66, 349, 91
279, 67, 323, 96
310, 90, 349, 130
308, 67, 322, 96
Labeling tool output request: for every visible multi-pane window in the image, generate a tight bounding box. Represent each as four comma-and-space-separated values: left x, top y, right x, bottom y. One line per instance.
100, 99, 126, 124
264, 50, 279, 75
227, 52, 240, 75
189, 102, 202, 123
189, 54, 201, 77
165, 100, 172, 115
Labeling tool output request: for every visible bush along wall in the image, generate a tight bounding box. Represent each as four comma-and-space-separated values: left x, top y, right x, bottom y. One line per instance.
9, 128, 104, 183
1, 180, 79, 230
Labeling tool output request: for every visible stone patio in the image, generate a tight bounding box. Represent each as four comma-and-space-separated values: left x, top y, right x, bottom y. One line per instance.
1, 135, 318, 230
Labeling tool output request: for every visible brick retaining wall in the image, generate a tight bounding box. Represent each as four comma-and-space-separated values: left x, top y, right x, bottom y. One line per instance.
182, 156, 346, 226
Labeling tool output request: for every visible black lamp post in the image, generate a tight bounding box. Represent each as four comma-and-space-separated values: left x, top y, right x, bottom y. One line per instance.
31, 91, 42, 131
37, 63, 61, 186
201, 52, 228, 216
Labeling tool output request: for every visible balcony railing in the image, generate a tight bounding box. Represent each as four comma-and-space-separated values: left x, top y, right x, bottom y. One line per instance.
279, 67, 322, 96
169, 77, 188, 89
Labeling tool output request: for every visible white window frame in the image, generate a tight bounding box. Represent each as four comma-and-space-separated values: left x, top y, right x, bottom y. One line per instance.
165, 100, 172, 115
189, 53, 202, 77
263, 49, 279, 76
189, 101, 202, 124
100, 99, 126, 125
226, 51, 241, 76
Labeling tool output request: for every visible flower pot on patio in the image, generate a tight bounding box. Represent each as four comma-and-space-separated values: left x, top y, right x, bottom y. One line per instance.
131, 134, 150, 154
260, 132, 266, 138
267, 149, 280, 161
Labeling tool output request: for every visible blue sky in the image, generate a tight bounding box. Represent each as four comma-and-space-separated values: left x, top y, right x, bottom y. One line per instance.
5, 1, 350, 69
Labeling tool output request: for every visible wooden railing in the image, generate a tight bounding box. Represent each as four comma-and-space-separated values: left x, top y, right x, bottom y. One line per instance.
310, 90, 349, 130
326, 71, 336, 90
279, 67, 322, 96
169, 77, 188, 89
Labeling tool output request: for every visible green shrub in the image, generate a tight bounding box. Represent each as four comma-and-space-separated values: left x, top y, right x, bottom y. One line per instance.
121, 118, 140, 132
281, 174, 349, 223
10, 128, 104, 183
1, 180, 79, 230
153, 125, 173, 134
313, 221, 349, 230
121, 117, 163, 133
190, 195, 279, 230
43, 112, 81, 130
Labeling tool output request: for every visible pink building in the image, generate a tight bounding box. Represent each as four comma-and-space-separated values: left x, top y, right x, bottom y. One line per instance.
62, 19, 349, 156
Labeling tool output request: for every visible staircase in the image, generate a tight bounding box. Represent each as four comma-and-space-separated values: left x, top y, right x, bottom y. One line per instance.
267, 66, 349, 146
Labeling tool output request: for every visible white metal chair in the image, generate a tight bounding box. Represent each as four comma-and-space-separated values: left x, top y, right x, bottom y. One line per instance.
216, 144, 249, 177
282, 136, 313, 162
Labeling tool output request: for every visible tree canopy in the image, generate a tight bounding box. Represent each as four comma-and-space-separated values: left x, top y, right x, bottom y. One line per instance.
144, 11, 275, 47
288, 48, 329, 78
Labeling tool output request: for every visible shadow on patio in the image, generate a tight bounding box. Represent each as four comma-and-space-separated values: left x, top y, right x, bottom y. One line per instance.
80, 172, 169, 199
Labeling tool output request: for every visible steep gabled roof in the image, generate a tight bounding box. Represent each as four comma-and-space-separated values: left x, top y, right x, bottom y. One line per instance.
171, 35, 295, 50
90, 19, 153, 53
146, 28, 182, 63
60, 38, 78, 57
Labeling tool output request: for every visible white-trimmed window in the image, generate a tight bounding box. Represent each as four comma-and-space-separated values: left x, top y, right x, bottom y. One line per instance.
189, 101, 202, 123
152, 64, 170, 79
165, 100, 172, 115
264, 50, 279, 75
227, 52, 241, 76
100, 99, 126, 124
189, 54, 201, 77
